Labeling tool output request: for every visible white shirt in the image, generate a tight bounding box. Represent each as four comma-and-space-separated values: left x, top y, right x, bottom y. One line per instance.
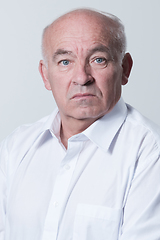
0, 98, 160, 240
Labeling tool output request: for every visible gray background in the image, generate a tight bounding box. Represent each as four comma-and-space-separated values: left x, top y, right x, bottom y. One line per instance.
0, 0, 160, 141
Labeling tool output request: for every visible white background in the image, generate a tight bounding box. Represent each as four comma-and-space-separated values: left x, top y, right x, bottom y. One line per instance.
0, 0, 160, 141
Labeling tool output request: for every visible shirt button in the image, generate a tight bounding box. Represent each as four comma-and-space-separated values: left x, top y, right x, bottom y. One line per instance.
64, 164, 70, 170
53, 201, 58, 207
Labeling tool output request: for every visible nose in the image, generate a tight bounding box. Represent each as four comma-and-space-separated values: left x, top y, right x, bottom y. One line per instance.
72, 63, 94, 86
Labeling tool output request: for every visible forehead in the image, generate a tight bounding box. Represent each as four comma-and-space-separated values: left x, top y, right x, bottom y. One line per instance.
45, 12, 112, 56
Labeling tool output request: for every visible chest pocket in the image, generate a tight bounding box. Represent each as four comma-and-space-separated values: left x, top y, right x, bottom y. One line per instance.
73, 204, 122, 240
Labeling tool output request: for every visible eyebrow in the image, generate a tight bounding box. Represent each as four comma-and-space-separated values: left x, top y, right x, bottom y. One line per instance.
53, 49, 73, 61
52, 45, 112, 61
88, 45, 111, 57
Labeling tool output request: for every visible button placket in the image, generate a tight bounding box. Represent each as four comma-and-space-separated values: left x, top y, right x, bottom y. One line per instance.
64, 164, 70, 170
42, 141, 83, 240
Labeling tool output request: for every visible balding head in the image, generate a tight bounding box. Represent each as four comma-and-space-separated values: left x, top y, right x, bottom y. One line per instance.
41, 8, 126, 65
39, 8, 133, 134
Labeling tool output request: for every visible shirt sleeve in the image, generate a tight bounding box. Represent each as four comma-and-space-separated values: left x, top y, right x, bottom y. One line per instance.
0, 140, 8, 240
119, 138, 160, 239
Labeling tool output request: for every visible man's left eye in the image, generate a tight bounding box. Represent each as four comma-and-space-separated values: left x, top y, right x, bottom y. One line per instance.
95, 58, 105, 63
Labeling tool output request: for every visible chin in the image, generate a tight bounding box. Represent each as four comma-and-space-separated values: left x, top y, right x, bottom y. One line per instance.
71, 108, 105, 121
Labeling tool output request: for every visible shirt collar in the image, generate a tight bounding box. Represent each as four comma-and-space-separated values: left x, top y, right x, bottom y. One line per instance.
82, 98, 127, 152
40, 98, 127, 152
40, 107, 60, 138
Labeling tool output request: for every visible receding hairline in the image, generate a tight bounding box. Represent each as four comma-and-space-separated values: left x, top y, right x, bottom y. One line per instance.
44, 8, 123, 31
41, 8, 127, 64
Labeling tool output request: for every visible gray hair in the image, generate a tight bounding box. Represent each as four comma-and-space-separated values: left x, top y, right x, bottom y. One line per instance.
41, 8, 127, 64
100, 11, 127, 62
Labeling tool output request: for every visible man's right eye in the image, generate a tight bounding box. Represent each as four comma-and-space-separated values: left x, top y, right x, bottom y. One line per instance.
59, 60, 70, 66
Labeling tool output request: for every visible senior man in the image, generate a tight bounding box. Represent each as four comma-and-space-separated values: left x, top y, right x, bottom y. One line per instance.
0, 8, 160, 240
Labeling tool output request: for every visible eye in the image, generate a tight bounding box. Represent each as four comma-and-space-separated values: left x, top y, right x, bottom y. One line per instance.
90, 56, 109, 69
59, 60, 70, 66
95, 58, 106, 64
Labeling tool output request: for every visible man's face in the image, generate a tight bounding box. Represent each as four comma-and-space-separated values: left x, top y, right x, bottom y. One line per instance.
40, 13, 129, 123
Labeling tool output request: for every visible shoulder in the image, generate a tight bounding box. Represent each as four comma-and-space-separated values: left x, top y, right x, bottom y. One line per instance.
126, 104, 160, 136
0, 115, 49, 149
0, 111, 56, 173
124, 103, 160, 159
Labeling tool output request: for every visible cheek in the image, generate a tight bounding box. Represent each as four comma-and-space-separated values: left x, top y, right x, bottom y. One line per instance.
48, 73, 71, 106
95, 69, 122, 98
94, 71, 114, 92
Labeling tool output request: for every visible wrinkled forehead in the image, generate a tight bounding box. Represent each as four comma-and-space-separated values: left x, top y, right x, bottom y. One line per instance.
46, 13, 111, 43
43, 11, 116, 60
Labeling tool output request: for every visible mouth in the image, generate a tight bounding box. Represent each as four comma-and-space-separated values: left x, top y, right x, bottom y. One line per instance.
71, 93, 96, 100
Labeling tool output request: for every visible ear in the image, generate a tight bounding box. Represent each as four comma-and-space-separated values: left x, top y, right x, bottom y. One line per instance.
39, 60, 51, 90
121, 53, 133, 85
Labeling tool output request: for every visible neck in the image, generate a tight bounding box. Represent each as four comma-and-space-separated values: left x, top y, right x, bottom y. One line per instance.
60, 116, 97, 149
